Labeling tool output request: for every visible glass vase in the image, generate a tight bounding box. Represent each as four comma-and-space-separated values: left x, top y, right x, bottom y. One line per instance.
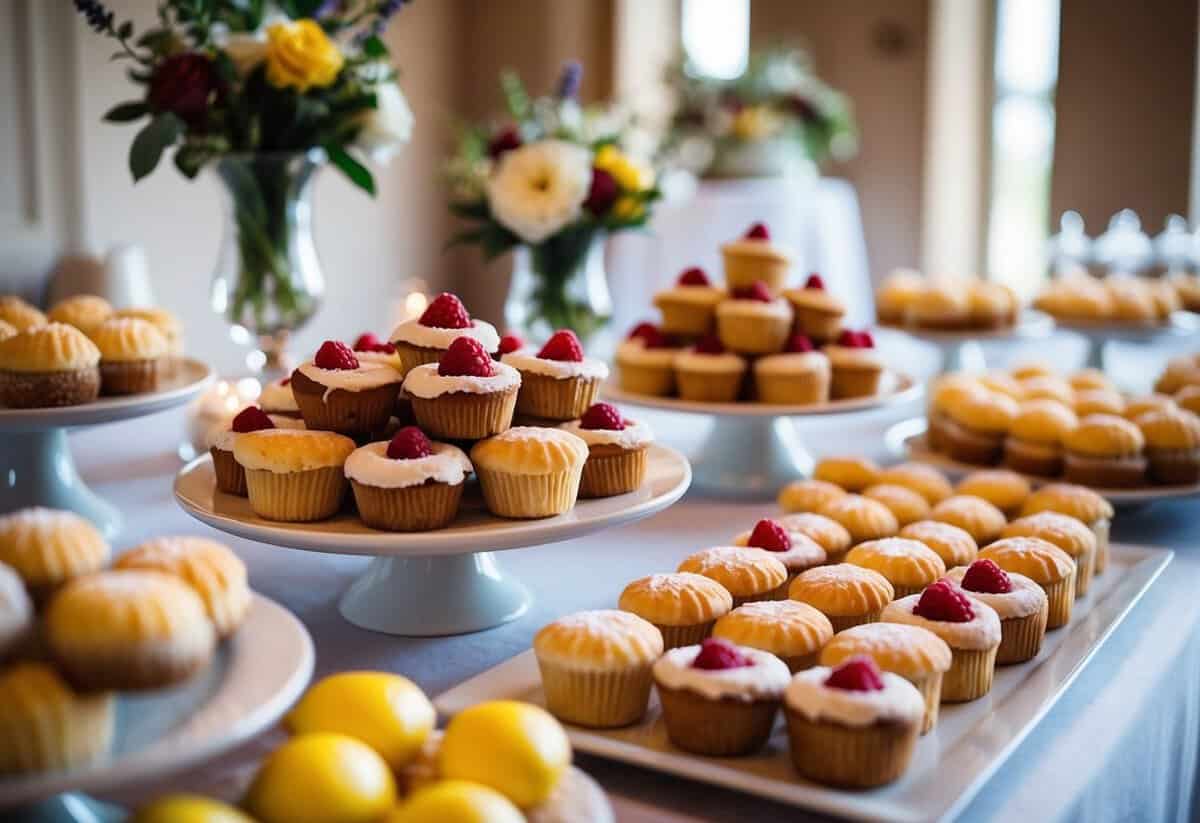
210, 151, 325, 373
504, 227, 612, 347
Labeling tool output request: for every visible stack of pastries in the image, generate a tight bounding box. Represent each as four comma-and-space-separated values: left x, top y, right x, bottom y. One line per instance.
925, 363, 1200, 487
529, 457, 1113, 790
875, 270, 1021, 331
1033, 274, 1181, 327
615, 223, 887, 405
0, 294, 185, 408
210, 293, 655, 530
0, 506, 252, 777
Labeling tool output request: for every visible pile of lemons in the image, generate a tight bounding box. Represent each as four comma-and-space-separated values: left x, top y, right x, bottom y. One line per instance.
131, 671, 572, 823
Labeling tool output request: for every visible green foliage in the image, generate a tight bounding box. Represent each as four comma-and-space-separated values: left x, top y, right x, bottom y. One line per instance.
103, 101, 149, 122
129, 112, 184, 180
326, 144, 376, 195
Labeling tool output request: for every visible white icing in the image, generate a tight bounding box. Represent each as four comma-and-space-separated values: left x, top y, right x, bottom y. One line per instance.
944, 568, 1048, 620
882, 593, 1002, 650
654, 286, 726, 306
208, 414, 305, 451
721, 239, 794, 261
389, 318, 500, 352
401, 361, 521, 399
297, 362, 402, 401
674, 350, 746, 374
784, 666, 925, 727
732, 530, 826, 571
501, 349, 609, 380
615, 340, 678, 368
754, 351, 831, 377
715, 298, 792, 321
652, 644, 791, 701
824, 345, 885, 370
258, 379, 299, 413
344, 441, 472, 489
353, 350, 402, 369
559, 419, 654, 449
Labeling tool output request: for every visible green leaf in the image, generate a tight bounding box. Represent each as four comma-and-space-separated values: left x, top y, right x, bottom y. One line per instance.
117, 21, 134, 39
325, 144, 376, 196
173, 144, 210, 179
499, 70, 530, 121
129, 113, 184, 182
104, 101, 149, 123
362, 36, 388, 59
279, 0, 325, 19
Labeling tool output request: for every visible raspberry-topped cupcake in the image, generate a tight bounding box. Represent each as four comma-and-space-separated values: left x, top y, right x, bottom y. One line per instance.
403, 337, 520, 440
673, 334, 747, 402
502, 330, 609, 421
824, 329, 885, 399
291, 340, 404, 435
615, 323, 680, 397
559, 402, 653, 498
720, 222, 793, 295
209, 406, 305, 496
715, 281, 793, 355
258, 376, 300, 418
784, 273, 846, 344
945, 559, 1048, 664
653, 267, 726, 337
350, 332, 401, 371
389, 292, 500, 375
753, 334, 831, 405
731, 518, 826, 584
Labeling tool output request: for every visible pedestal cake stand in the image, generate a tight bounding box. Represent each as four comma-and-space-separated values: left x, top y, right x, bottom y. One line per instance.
877, 311, 1056, 373
1056, 311, 1199, 369
174, 444, 691, 636
0, 359, 214, 538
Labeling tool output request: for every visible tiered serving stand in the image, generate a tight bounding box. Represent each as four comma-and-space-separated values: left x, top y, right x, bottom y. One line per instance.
877, 311, 1056, 374
1054, 311, 1199, 369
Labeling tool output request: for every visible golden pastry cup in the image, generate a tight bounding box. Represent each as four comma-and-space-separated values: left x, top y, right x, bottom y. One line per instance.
579, 445, 647, 499
210, 446, 246, 496
1092, 519, 1111, 575
890, 583, 933, 600
754, 371, 830, 405
350, 479, 463, 531
940, 645, 998, 702
784, 708, 919, 788
830, 364, 883, 400
244, 466, 347, 522
1042, 575, 1075, 629
939, 421, 1004, 465
100, 359, 161, 396
537, 657, 653, 728
1073, 544, 1095, 598
409, 387, 518, 440
475, 463, 583, 519
1147, 447, 1200, 485
656, 683, 779, 756
675, 369, 744, 402
291, 372, 399, 435
721, 251, 789, 295
910, 671, 944, 734
617, 361, 676, 397
1063, 453, 1147, 488
653, 620, 716, 651
393, 341, 445, 376
792, 305, 845, 343
514, 373, 601, 421
996, 606, 1048, 664
656, 299, 718, 337
716, 313, 791, 355
0, 367, 101, 408
825, 609, 884, 633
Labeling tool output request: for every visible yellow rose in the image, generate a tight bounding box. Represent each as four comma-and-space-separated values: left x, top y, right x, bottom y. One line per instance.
612, 196, 645, 222
594, 145, 654, 192
265, 20, 344, 92
732, 105, 781, 140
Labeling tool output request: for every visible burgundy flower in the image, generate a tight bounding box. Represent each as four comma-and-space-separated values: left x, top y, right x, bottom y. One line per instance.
487, 127, 522, 159
584, 168, 618, 216
786, 95, 819, 122
148, 54, 217, 128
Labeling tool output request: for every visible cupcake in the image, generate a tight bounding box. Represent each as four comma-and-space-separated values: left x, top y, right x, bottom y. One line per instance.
1002, 512, 1096, 597
784, 273, 846, 343
1020, 483, 1114, 574
776, 512, 852, 561
618, 572, 733, 649
89, 317, 168, 395
715, 281, 793, 355
1004, 399, 1078, 476
1069, 368, 1117, 394
862, 484, 931, 526
929, 494, 1007, 545
113, 306, 184, 372
0, 563, 31, 659
818, 494, 900, 544
0, 323, 101, 408
898, 520, 978, 568
0, 507, 109, 602
0, 662, 114, 774
350, 332, 403, 370
940, 390, 1019, 465
673, 335, 747, 402
1174, 385, 1200, 416
788, 563, 894, 631
783, 657, 924, 787
0, 296, 46, 331
653, 267, 725, 337
820, 623, 951, 734
1124, 393, 1177, 421
812, 456, 880, 492
0, 320, 15, 342
678, 546, 788, 606
945, 560, 1048, 663
882, 580, 1002, 701
967, 281, 1018, 328
845, 538, 946, 599
345, 427, 472, 531
258, 376, 301, 418
907, 281, 970, 329
955, 469, 1031, 518
470, 427, 587, 518
1074, 388, 1126, 418
720, 222, 793, 295
876, 462, 954, 505
502, 330, 608, 421
926, 375, 987, 450
979, 371, 1024, 400
404, 337, 521, 440
614, 323, 679, 396
731, 518, 827, 585
291, 340, 403, 435
388, 292, 500, 375
978, 536, 1075, 629
234, 429, 356, 522
653, 637, 790, 755
1136, 407, 1200, 484
1019, 375, 1075, 407
777, 479, 847, 514
824, 330, 885, 399
47, 294, 113, 334
46, 570, 216, 690
875, 269, 925, 325
713, 600, 833, 672
1062, 413, 1147, 487
559, 403, 652, 498
209, 406, 304, 496
752, 334, 831, 405
534, 609, 663, 728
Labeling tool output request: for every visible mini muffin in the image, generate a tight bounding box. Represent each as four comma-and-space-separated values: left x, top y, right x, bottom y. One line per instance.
715, 283, 793, 355
1019, 375, 1074, 406
46, 570, 216, 690
653, 267, 726, 336
503, 330, 609, 421
875, 462, 954, 505
258, 376, 301, 418
926, 375, 987, 450
47, 294, 113, 333
0, 296, 46, 331
898, 520, 978, 568
812, 456, 880, 492
940, 390, 1019, 465
1136, 407, 1200, 484
783, 657, 924, 788
0, 662, 114, 774
113, 306, 184, 370
788, 563, 894, 631
115, 536, 250, 638
614, 324, 679, 396
753, 336, 831, 405
678, 546, 789, 606
1062, 413, 1147, 488
534, 609, 663, 728
0, 507, 109, 602
955, 469, 1031, 518
1155, 355, 1200, 394
784, 274, 845, 343
345, 427, 472, 531
820, 622, 952, 734
778, 479, 847, 514
978, 537, 1075, 629
560, 403, 653, 498
731, 518, 827, 583
404, 338, 521, 440
619, 572, 733, 649
388, 292, 500, 375
653, 637, 791, 756
714, 600, 833, 672
349, 332, 402, 371
291, 340, 404, 435
875, 269, 925, 325
824, 331, 885, 399
1069, 368, 1117, 394
720, 223, 793, 294
1004, 399, 1078, 477
234, 429, 356, 522
979, 371, 1024, 400
1001, 512, 1096, 597
672, 336, 747, 402
777, 512, 853, 561
819, 495, 900, 544
1020, 483, 1114, 574
0, 320, 14, 341
862, 484, 931, 526
209, 406, 303, 496
945, 560, 1048, 664
0, 563, 30, 663
470, 427, 588, 518
967, 280, 1018, 328
1074, 388, 1126, 418
0, 323, 101, 407
929, 494, 1006, 545
1174, 384, 1200, 416
89, 317, 168, 395
845, 538, 946, 599
1123, 394, 1177, 421
907, 281, 969, 329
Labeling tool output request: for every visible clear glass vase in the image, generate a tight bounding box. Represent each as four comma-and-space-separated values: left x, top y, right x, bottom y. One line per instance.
210, 151, 325, 372
504, 227, 612, 347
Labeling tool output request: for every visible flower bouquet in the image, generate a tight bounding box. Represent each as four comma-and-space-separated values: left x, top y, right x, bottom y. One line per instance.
446, 63, 660, 343
75, 0, 413, 364
663, 45, 856, 180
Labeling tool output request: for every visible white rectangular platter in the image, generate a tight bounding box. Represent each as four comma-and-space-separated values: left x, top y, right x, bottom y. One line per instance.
436, 543, 1171, 823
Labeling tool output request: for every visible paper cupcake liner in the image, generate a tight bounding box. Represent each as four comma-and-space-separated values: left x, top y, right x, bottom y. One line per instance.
941, 645, 998, 702
1043, 575, 1075, 629
476, 464, 582, 519
910, 671, 943, 734
826, 609, 883, 633
0, 367, 101, 408
210, 446, 247, 496
940, 423, 1004, 465
891, 583, 930, 599
1093, 519, 1111, 575
1073, 543, 1095, 598
676, 369, 744, 402
1003, 442, 1063, 477
656, 684, 780, 756
2, 689, 114, 773
579, 448, 647, 499
514, 373, 601, 421
658, 301, 717, 337
830, 366, 884, 401
996, 606, 1048, 664
293, 379, 399, 435
721, 251, 789, 295
1064, 454, 1147, 488
394, 341, 444, 376
53, 638, 212, 692
409, 387, 517, 440
536, 657, 653, 728
716, 313, 792, 355
755, 371, 830, 405
792, 306, 844, 343
100, 359, 161, 396
784, 709, 919, 788
617, 362, 676, 396
1147, 447, 1200, 485
655, 620, 716, 650
244, 466, 347, 522
781, 651, 822, 674
350, 479, 463, 531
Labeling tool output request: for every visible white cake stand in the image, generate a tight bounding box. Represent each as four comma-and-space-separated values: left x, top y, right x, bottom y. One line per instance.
877, 311, 1056, 373
0, 593, 313, 822
603, 375, 922, 499
0, 359, 214, 538
174, 444, 691, 636
1055, 311, 1199, 369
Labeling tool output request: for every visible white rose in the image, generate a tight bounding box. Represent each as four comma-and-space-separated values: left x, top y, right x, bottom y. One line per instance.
487, 140, 591, 245
220, 32, 269, 76
356, 82, 414, 163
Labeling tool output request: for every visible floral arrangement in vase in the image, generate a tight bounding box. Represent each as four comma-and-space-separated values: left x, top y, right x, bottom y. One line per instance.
663, 45, 857, 180
74, 0, 414, 367
445, 62, 660, 343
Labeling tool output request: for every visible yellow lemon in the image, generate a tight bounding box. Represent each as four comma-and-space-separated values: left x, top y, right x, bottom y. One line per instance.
286, 671, 435, 770
245, 732, 397, 823
130, 795, 254, 823
439, 701, 570, 808
385, 780, 524, 823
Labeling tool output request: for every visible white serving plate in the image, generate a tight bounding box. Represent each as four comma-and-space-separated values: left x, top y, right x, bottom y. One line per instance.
436, 543, 1170, 823
876, 309, 1055, 343
1051, 310, 1199, 342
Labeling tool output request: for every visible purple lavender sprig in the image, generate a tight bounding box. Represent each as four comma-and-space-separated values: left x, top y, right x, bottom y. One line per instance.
353, 0, 414, 44
74, 0, 115, 32
556, 60, 583, 100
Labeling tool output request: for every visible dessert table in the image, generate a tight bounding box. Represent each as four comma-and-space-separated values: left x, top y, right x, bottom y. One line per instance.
80, 407, 1200, 822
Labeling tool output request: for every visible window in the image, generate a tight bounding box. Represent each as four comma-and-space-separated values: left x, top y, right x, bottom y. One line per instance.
681, 0, 750, 79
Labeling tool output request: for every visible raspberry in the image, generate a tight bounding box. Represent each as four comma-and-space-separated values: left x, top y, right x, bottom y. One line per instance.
677, 267, 711, 287
628, 322, 670, 349
785, 334, 815, 353
487, 126, 521, 159
732, 281, 772, 302
804, 273, 826, 290
693, 334, 726, 355
691, 637, 753, 670
859, 330, 875, 348
744, 222, 770, 240
280, 377, 291, 386
960, 559, 1012, 594
746, 519, 791, 552
537, 329, 584, 362
231, 406, 275, 433
386, 426, 434, 460
579, 402, 626, 431
313, 340, 360, 371
913, 580, 975, 622
836, 329, 858, 347
438, 337, 495, 377
584, 168, 619, 216
497, 333, 524, 356
352, 332, 395, 354
825, 656, 885, 692
420, 293, 472, 329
